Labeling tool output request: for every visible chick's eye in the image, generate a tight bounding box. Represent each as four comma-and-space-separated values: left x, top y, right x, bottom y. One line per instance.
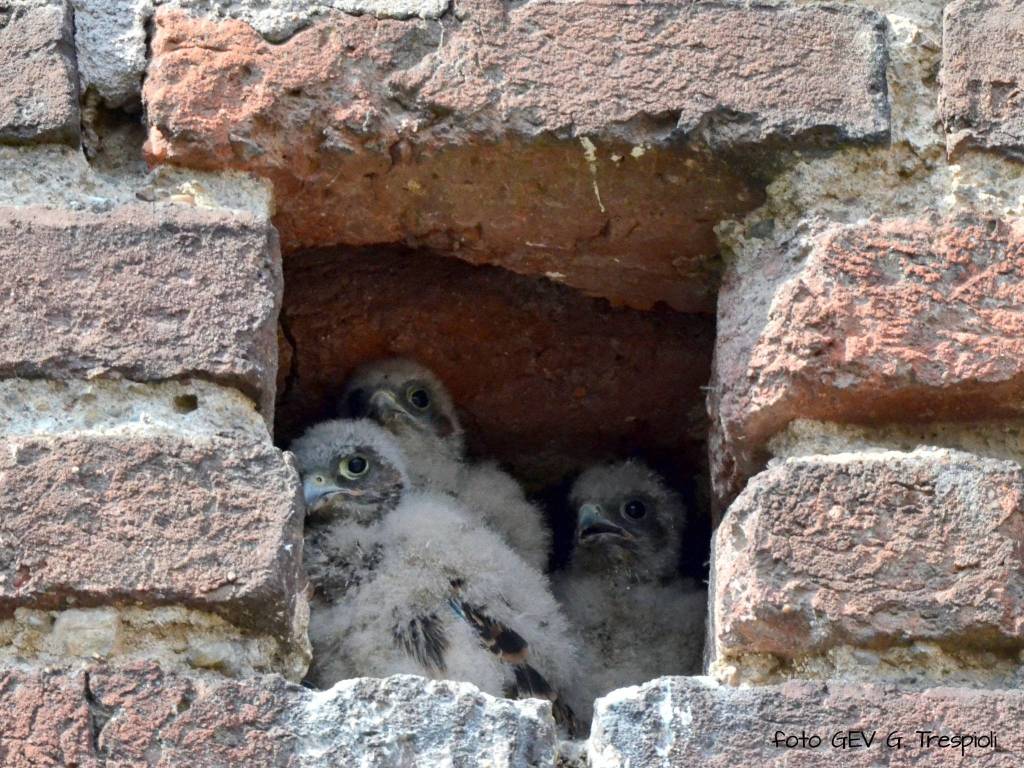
339, 454, 369, 479
407, 387, 431, 410
622, 499, 647, 520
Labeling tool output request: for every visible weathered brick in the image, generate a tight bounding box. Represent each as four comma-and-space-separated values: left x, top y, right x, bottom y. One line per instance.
0, 433, 304, 640
0, 204, 281, 416
0, 664, 294, 768
710, 213, 1024, 508
590, 676, 1024, 767
87, 663, 295, 766
0, 668, 93, 768
143, 2, 888, 311
0, 0, 79, 144
941, 0, 1024, 158
711, 450, 1024, 666
0, 664, 557, 767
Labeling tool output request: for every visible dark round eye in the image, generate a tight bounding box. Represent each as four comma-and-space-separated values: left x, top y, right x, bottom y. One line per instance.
407, 387, 431, 410
622, 499, 647, 520
339, 454, 369, 479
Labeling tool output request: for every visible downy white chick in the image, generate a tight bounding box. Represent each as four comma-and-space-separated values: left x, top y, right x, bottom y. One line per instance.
553, 460, 706, 726
341, 358, 552, 571
291, 418, 578, 734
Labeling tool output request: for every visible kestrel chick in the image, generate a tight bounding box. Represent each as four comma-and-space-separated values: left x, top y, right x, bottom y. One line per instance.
291, 418, 578, 733
554, 460, 706, 725
341, 358, 552, 571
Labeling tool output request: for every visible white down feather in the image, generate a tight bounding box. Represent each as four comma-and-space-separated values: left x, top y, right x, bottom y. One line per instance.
308, 491, 579, 702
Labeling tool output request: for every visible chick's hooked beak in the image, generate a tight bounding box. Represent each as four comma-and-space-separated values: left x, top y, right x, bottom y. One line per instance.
576, 503, 631, 543
303, 477, 364, 510
368, 389, 414, 425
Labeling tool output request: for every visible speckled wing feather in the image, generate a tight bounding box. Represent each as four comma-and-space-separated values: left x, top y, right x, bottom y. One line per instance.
448, 596, 577, 736
393, 614, 448, 674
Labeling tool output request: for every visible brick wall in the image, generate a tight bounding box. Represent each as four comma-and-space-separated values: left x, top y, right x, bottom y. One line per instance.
3, 0, 1024, 764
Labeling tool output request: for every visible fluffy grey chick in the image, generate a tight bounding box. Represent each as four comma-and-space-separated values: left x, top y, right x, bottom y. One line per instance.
341, 358, 552, 571
292, 419, 408, 644
553, 460, 706, 726
291, 418, 578, 734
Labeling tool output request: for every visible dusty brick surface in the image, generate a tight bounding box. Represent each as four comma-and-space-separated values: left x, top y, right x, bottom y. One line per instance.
0, 434, 304, 639
0, 668, 93, 768
941, 0, 1024, 157
591, 676, 1024, 767
87, 663, 295, 766
710, 214, 1024, 508
0, 204, 281, 415
0, 0, 79, 144
0, 664, 556, 767
712, 450, 1024, 663
0, 664, 294, 768
143, 2, 888, 310
278, 248, 713, 486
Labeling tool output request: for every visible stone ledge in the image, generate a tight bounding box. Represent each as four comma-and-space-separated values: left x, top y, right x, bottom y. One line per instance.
142, 1, 889, 311
710, 448, 1024, 684
941, 0, 1024, 158
0, 0, 79, 145
0, 666, 557, 767
590, 677, 1024, 767
710, 212, 1024, 509
0, 204, 282, 417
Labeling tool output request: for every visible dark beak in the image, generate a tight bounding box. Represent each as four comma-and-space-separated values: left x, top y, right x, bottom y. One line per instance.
576, 503, 631, 543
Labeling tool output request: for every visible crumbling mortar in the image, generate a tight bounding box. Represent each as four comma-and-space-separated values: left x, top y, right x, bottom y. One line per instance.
0, 605, 310, 681
772, 419, 1024, 470
713, 641, 1024, 689
163, 0, 452, 45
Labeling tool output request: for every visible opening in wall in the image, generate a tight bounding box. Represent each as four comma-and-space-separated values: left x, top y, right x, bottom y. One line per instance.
276, 245, 716, 733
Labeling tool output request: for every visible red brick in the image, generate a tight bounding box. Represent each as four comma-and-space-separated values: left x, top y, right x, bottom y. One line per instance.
0, 434, 304, 640
0, 664, 294, 768
712, 450, 1024, 663
87, 663, 294, 766
0, 0, 79, 144
711, 214, 1024, 508
0, 669, 93, 768
941, 0, 1024, 158
143, 2, 888, 310
0, 205, 281, 416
